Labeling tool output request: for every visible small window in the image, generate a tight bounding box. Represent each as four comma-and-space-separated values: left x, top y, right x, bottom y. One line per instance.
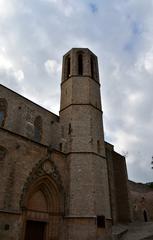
4, 224, 10, 230
78, 54, 83, 75
59, 143, 62, 151
0, 98, 7, 127
0, 146, 6, 161
68, 123, 72, 134
97, 215, 105, 228
143, 210, 148, 222
97, 140, 100, 153
0, 111, 4, 127
34, 116, 42, 142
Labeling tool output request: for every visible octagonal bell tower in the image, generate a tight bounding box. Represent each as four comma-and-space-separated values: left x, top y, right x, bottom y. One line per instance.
60, 48, 111, 239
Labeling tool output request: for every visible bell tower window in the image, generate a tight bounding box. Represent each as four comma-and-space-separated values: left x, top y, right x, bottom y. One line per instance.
91, 56, 94, 79
78, 54, 83, 75
67, 57, 70, 78
65, 55, 71, 80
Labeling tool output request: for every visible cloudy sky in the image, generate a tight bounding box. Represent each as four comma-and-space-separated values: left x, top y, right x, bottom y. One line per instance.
0, 0, 153, 183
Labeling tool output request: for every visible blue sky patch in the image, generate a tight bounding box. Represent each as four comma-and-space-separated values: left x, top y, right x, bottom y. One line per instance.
132, 21, 142, 35
124, 42, 134, 52
89, 3, 98, 13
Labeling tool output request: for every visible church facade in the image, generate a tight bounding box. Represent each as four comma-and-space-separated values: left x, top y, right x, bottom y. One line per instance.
0, 48, 130, 240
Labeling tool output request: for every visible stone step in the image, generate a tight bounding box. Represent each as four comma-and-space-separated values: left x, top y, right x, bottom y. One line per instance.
123, 222, 153, 240
112, 224, 128, 240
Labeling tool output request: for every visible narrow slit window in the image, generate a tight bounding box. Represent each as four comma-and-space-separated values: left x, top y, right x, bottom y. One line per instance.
91, 56, 94, 79
78, 54, 83, 75
34, 116, 42, 142
0, 98, 7, 127
59, 143, 62, 151
0, 111, 4, 127
68, 123, 72, 135
0, 145, 6, 161
97, 140, 100, 153
67, 57, 71, 77
67, 57, 70, 79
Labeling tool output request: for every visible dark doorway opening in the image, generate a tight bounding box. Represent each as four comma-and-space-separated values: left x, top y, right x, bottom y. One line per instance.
143, 210, 148, 222
25, 220, 46, 240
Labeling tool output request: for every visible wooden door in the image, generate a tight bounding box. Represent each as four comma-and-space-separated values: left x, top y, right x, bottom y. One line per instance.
25, 220, 46, 240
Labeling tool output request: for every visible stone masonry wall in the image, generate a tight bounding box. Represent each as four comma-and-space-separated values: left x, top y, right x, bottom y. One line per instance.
129, 181, 153, 222
0, 84, 60, 148
112, 151, 130, 223
105, 142, 131, 224
0, 128, 67, 240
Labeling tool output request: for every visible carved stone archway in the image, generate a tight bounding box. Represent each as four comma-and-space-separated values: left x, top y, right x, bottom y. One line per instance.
20, 158, 65, 240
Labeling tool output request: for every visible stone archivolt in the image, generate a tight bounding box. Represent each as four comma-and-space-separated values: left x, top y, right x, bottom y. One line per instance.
20, 158, 64, 210
19, 158, 65, 240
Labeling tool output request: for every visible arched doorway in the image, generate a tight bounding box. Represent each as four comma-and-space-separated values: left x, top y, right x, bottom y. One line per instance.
21, 159, 64, 240
24, 188, 48, 240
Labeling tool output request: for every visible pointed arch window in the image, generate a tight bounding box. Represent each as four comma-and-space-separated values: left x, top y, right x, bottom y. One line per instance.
90, 56, 96, 79
0, 98, 7, 127
78, 54, 83, 75
91, 56, 94, 79
65, 55, 71, 80
67, 57, 70, 78
34, 116, 42, 142
90, 55, 98, 81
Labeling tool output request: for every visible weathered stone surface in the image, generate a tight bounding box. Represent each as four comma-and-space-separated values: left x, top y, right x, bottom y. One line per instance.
0, 48, 132, 240
129, 181, 153, 222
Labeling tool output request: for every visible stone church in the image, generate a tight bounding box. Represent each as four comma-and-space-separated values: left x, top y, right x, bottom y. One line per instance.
0, 48, 131, 240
